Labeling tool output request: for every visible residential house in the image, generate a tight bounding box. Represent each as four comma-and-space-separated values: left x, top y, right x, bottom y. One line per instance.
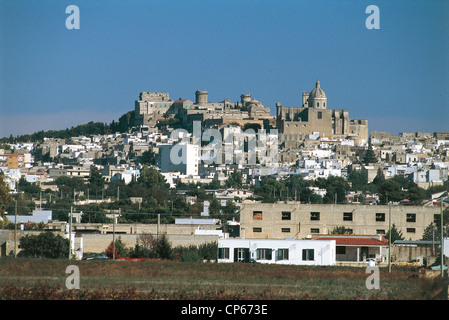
217, 238, 336, 266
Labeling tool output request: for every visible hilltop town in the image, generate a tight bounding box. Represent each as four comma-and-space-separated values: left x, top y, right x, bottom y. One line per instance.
1, 81, 448, 266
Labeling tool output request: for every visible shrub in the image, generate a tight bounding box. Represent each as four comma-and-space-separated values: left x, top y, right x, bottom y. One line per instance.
18, 232, 69, 259
154, 234, 173, 260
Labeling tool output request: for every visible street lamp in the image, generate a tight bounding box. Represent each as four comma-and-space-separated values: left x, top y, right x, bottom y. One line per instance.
437, 194, 448, 278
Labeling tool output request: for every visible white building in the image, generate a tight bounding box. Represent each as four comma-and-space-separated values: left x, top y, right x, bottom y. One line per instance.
5, 210, 52, 224
217, 238, 336, 266
159, 143, 199, 176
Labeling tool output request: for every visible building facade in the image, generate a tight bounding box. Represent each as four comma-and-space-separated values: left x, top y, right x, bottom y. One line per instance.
240, 202, 440, 241
217, 238, 336, 266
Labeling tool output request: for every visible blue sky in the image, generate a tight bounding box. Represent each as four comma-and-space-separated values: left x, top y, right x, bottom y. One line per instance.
1, 0, 448, 138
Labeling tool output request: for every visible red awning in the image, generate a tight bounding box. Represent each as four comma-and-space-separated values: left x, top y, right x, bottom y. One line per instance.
313, 237, 389, 246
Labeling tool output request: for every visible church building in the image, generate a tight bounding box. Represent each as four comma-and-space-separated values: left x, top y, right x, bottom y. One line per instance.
276, 81, 368, 149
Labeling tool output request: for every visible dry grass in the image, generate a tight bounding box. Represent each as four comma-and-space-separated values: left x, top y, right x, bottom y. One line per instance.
0, 257, 446, 300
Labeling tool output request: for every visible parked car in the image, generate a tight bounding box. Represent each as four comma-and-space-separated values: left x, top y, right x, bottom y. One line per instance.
83, 253, 108, 260
430, 265, 447, 271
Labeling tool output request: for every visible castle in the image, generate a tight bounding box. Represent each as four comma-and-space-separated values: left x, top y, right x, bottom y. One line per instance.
134, 81, 368, 147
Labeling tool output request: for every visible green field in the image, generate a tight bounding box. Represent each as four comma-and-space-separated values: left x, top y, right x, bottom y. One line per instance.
0, 257, 446, 300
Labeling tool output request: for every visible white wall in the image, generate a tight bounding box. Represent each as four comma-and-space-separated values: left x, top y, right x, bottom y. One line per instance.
159, 143, 199, 176
217, 238, 336, 266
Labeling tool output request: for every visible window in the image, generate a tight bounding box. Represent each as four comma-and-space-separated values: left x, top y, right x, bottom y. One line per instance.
302, 249, 315, 261
234, 248, 249, 262
434, 214, 441, 225
253, 211, 263, 220
256, 248, 272, 260
318, 111, 322, 119
343, 212, 353, 221
282, 211, 291, 220
376, 229, 386, 235
281, 228, 291, 233
336, 246, 346, 255
406, 213, 416, 223
406, 228, 416, 233
376, 213, 385, 222
253, 227, 262, 233
218, 248, 229, 259
310, 228, 320, 234
276, 249, 289, 261
310, 212, 320, 221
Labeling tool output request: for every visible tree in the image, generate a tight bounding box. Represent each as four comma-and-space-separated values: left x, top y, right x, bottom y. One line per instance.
88, 166, 105, 194
372, 168, 385, 186
208, 196, 221, 217
316, 176, 349, 204
378, 179, 405, 204
421, 223, 439, 242
422, 208, 449, 241
357, 193, 367, 204
7, 193, 35, 216
55, 175, 87, 198
363, 143, 378, 164
17, 177, 41, 195
0, 215, 10, 229
348, 168, 368, 190
106, 236, 128, 259
0, 173, 13, 217
385, 224, 404, 243
19, 232, 69, 258
81, 207, 111, 223
253, 177, 286, 202
138, 165, 169, 191
128, 243, 153, 258
329, 226, 352, 235
406, 185, 427, 204
222, 199, 240, 221
139, 149, 156, 165
155, 234, 173, 259
225, 170, 243, 189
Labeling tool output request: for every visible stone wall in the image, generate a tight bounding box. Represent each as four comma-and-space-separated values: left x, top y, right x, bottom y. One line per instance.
81, 233, 220, 254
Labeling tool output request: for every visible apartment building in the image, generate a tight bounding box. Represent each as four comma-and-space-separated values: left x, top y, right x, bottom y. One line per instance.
0, 152, 32, 169
240, 202, 440, 241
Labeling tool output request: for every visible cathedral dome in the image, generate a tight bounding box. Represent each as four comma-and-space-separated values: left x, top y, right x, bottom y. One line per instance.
309, 80, 326, 99
308, 80, 327, 109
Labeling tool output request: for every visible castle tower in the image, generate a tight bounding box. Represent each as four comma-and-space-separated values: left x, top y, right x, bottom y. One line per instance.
240, 94, 252, 105
195, 90, 208, 105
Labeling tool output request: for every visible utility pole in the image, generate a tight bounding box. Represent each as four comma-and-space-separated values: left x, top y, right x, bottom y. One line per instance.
113, 209, 117, 260
157, 213, 160, 240
14, 200, 17, 258
69, 206, 73, 259
440, 198, 444, 278
386, 192, 392, 273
